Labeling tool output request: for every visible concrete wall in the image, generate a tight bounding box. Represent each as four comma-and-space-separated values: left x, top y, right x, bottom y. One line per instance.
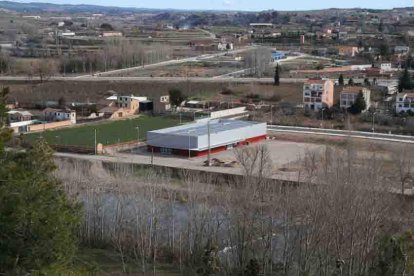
28, 120, 72, 132
209, 107, 247, 119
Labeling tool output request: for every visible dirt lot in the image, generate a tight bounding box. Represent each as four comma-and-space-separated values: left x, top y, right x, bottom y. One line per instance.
111, 135, 414, 191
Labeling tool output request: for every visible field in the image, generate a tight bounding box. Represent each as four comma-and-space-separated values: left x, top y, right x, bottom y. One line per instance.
24, 115, 180, 147
119, 61, 243, 78
4, 80, 303, 106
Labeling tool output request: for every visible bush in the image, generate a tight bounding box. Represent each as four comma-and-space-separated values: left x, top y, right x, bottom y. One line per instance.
265, 94, 282, 102
246, 93, 261, 99
221, 88, 234, 95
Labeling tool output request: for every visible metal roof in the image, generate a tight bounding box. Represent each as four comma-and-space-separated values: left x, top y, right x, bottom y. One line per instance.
149, 119, 263, 137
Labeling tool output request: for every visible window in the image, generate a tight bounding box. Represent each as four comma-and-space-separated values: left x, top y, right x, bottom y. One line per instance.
160, 148, 172, 155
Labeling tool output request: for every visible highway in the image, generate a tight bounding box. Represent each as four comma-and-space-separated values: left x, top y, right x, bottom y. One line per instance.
268, 125, 414, 144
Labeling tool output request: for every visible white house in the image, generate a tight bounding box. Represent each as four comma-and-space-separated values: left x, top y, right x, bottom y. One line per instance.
396, 93, 414, 113
379, 63, 392, 71
395, 46, 410, 55
218, 42, 233, 51
42, 108, 76, 124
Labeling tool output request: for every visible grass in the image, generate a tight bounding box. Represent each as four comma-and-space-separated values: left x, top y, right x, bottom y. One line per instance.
24, 115, 181, 147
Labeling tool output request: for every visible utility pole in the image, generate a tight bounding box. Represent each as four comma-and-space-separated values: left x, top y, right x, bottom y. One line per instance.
94, 129, 97, 155
207, 120, 211, 166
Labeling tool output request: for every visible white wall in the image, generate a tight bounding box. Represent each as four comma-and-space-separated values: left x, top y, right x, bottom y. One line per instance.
209, 107, 247, 119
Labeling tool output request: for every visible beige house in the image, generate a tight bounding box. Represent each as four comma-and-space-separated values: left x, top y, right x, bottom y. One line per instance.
337, 46, 359, 57
303, 79, 334, 111
98, 95, 142, 119
340, 86, 371, 111
153, 95, 171, 114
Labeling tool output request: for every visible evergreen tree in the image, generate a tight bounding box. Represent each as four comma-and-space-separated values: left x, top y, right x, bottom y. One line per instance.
349, 91, 367, 114
338, 74, 344, 86
0, 87, 80, 274
274, 64, 280, 86
398, 67, 412, 92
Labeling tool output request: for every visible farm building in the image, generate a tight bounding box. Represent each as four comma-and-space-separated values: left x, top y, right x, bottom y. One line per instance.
146, 119, 267, 157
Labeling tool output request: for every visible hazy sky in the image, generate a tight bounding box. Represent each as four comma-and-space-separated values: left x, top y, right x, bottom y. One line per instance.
17, 0, 414, 11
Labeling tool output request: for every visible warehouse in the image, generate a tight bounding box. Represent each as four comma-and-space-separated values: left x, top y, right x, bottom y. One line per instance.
146, 119, 267, 157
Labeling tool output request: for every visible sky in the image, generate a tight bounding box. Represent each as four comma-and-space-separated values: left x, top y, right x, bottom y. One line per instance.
16, 0, 414, 11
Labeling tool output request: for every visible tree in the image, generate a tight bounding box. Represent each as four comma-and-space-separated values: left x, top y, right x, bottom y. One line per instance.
169, 88, 186, 107
58, 96, 66, 108
379, 43, 389, 58
315, 63, 324, 70
349, 91, 366, 114
245, 258, 260, 276
0, 87, 80, 274
274, 64, 280, 86
100, 23, 114, 31
378, 22, 384, 33
348, 77, 354, 86
338, 74, 344, 86
398, 67, 412, 92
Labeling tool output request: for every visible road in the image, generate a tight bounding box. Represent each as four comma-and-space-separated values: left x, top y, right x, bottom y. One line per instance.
268, 125, 414, 144
0, 75, 307, 83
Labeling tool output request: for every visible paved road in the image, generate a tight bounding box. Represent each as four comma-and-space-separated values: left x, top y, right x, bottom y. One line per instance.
268, 125, 414, 144
0, 74, 397, 85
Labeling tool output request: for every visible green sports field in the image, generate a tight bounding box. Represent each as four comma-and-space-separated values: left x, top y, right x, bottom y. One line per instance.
24, 115, 181, 147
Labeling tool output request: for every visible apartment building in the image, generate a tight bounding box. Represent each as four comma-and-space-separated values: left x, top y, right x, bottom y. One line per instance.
303, 79, 334, 111
396, 92, 414, 113
340, 86, 371, 111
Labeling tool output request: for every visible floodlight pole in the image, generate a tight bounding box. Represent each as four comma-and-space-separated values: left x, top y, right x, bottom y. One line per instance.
372, 112, 376, 133
207, 120, 211, 167
136, 126, 140, 142
151, 147, 154, 165
270, 105, 273, 125
94, 129, 97, 155
188, 131, 191, 159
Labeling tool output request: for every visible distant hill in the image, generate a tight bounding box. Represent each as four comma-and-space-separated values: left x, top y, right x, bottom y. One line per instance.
0, 1, 163, 14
